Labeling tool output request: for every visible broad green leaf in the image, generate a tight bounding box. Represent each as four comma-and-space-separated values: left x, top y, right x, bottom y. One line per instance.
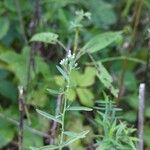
67, 106, 92, 111
0, 69, 9, 80
0, 120, 15, 148
24, 130, 43, 149
83, 0, 117, 28
82, 31, 122, 53
0, 46, 51, 87
124, 71, 137, 91
76, 88, 94, 107
28, 87, 48, 107
30, 32, 58, 44
0, 80, 17, 102
36, 109, 62, 124
35, 56, 50, 78
54, 75, 65, 86
56, 65, 68, 80
66, 88, 76, 101
0, 17, 9, 39
0, 49, 28, 87
0, 51, 21, 64
77, 67, 96, 87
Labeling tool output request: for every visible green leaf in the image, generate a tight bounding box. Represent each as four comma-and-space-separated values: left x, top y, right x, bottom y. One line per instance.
145, 107, 150, 118
96, 61, 118, 97
0, 119, 15, 148
82, 31, 122, 53
36, 109, 62, 124
67, 106, 92, 111
47, 88, 63, 95
62, 130, 89, 147
0, 17, 9, 39
30, 145, 59, 150
77, 67, 96, 87
66, 88, 76, 101
76, 88, 94, 107
54, 75, 65, 86
30, 32, 58, 44
82, 0, 117, 28
24, 130, 43, 149
0, 69, 9, 80
0, 80, 17, 102
35, 56, 50, 78
56, 65, 68, 80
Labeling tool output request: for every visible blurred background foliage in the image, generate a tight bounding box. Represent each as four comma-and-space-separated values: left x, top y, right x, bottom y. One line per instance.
0, 0, 150, 149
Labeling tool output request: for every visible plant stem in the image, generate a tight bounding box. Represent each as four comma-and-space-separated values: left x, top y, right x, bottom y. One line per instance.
73, 27, 79, 54
49, 94, 62, 144
59, 72, 70, 150
18, 86, 24, 150
138, 83, 145, 150
117, 0, 144, 103
59, 95, 67, 150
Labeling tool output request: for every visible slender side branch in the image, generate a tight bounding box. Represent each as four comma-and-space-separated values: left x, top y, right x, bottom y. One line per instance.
138, 83, 145, 150
73, 27, 79, 54
0, 112, 49, 138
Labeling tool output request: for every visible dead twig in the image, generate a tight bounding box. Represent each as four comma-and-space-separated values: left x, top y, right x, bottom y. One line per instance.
138, 83, 145, 150
47, 94, 62, 144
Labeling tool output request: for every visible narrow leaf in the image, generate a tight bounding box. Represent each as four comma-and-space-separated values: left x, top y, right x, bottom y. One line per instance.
67, 106, 92, 111
62, 130, 89, 147
36, 109, 62, 124
56, 65, 68, 80
30, 145, 59, 150
30, 32, 58, 44
47, 88, 63, 95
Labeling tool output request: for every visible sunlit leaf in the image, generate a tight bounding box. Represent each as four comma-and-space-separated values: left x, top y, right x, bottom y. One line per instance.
67, 106, 92, 111
96, 61, 118, 97
62, 130, 89, 147
76, 88, 94, 107
36, 109, 62, 124
30, 32, 58, 44
82, 31, 122, 53
56, 65, 68, 80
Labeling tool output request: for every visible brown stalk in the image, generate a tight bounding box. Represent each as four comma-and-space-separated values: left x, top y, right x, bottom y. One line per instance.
117, 0, 145, 102
47, 94, 62, 144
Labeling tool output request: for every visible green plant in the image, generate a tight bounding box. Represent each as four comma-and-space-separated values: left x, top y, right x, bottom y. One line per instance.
95, 99, 138, 150
30, 50, 93, 150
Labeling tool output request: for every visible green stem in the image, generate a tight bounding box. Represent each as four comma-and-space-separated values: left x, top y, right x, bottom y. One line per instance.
59, 95, 67, 150
73, 27, 79, 54
59, 74, 70, 150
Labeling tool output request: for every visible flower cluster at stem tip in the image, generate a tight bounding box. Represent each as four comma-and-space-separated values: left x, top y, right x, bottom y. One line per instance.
59, 50, 78, 70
